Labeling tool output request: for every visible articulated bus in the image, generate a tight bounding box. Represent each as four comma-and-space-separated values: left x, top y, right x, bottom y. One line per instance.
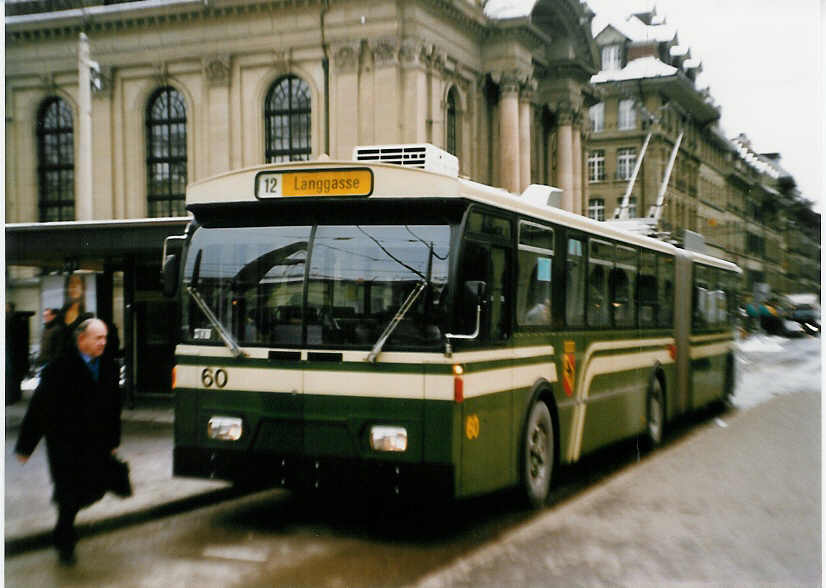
162, 144, 740, 507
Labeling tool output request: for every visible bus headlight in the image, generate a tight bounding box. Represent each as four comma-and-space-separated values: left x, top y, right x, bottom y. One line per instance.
207, 416, 243, 441
369, 426, 408, 452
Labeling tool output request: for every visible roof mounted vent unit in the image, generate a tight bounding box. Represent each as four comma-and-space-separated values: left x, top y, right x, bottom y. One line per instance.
521, 184, 563, 208
353, 143, 459, 177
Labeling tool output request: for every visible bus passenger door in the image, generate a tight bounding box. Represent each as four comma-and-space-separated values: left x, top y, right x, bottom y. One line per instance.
458, 237, 514, 495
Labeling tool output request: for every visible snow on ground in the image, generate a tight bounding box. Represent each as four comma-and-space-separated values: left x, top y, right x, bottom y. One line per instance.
733, 334, 821, 410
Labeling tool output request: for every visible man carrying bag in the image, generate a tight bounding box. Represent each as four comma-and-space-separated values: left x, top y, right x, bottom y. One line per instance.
16, 318, 129, 566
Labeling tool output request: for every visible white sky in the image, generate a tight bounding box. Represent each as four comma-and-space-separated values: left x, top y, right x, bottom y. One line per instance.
585, 0, 823, 211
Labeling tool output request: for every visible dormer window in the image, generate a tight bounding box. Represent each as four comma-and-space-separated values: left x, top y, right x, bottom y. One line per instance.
601, 44, 622, 71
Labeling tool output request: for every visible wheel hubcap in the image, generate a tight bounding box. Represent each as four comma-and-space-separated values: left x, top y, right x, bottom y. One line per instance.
529, 424, 548, 482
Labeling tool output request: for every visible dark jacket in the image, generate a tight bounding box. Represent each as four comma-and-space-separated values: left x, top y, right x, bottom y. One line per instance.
39, 319, 64, 366
16, 349, 121, 508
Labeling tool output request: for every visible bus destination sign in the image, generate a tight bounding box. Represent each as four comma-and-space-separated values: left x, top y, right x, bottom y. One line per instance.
255, 168, 373, 198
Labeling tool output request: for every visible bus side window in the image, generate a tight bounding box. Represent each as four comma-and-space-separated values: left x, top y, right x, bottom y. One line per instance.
638, 250, 657, 327
611, 245, 637, 327
517, 222, 554, 327
588, 239, 612, 328
565, 237, 586, 327
657, 255, 674, 327
693, 264, 710, 328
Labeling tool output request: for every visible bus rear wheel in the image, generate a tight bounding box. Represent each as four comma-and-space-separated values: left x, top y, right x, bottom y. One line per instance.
645, 377, 665, 449
521, 400, 553, 509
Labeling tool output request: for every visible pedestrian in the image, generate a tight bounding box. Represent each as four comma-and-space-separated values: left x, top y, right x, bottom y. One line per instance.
55, 273, 94, 357
38, 307, 62, 367
15, 318, 122, 566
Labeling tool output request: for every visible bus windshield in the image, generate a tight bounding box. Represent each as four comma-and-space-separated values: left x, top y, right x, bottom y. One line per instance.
182, 223, 452, 350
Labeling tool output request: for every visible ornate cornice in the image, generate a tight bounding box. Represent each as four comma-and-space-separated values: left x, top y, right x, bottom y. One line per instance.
6, 0, 328, 43
484, 23, 548, 48
545, 59, 595, 84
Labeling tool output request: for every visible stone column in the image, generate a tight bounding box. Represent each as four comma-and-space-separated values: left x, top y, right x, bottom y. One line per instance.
204, 55, 232, 176
571, 113, 583, 216
518, 87, 533, 192
372, 38, 400, 144
400, 38, 427, 143
333, 42, 360, 158
91, 65, 114, 218
498, 75, 520, 194
476, 75, 491, 185
556, 105, 575, 213
76, 33, 93, 220
358, 42, 374, 145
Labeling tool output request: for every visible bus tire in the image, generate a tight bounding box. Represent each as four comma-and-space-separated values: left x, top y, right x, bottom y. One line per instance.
521, 400, 554, 509
645, 376, 665, 449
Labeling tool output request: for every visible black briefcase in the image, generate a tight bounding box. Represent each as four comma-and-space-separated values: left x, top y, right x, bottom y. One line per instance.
106, 454, 133, 498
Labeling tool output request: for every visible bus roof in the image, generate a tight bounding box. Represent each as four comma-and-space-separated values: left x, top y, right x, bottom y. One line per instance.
185, 158, 738, 270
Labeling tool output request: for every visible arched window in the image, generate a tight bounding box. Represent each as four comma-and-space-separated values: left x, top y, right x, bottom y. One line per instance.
146, 87, 187, 217
446, 87, 458, 156
37, 97, 75, 222
265, 76, 311, 163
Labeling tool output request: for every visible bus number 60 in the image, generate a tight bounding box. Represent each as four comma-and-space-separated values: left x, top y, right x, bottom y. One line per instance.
201, 367, 228, 388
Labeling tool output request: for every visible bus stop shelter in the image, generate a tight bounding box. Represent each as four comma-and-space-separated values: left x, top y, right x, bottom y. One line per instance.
5, 217, 189, 400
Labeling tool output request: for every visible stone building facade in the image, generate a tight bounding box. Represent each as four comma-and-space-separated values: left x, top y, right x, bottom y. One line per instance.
5, 0, 601, 393
6, 0, 601, 226
587, 8, 820, 301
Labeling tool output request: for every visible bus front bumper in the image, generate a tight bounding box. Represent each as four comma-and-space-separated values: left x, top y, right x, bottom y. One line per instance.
173, 446, 455, 500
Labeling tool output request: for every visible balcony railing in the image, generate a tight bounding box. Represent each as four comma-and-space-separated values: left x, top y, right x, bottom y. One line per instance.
6, 0, 140, 17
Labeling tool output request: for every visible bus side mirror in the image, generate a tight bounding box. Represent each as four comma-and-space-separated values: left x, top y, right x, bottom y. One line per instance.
161, 234, 186, 298
161, 254, 179, 298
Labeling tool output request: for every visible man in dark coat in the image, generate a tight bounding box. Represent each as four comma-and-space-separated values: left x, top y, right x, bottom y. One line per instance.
15, 318, 122, 565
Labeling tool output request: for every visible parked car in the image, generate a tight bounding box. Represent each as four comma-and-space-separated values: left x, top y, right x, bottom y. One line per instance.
784, 294, 820, 336
783, 319, 807, 338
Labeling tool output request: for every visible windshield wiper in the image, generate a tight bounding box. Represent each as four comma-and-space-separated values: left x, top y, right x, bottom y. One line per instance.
367, 280, 428, 363
187, 249, 245, 359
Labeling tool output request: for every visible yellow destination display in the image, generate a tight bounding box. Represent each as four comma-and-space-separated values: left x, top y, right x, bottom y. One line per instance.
256, 168, 373, 198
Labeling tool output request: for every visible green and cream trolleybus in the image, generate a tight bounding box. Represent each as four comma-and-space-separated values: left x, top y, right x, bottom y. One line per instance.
162, 144, 740, 507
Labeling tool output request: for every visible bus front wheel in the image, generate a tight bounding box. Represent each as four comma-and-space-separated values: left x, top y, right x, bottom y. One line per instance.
521, 400, 554, 509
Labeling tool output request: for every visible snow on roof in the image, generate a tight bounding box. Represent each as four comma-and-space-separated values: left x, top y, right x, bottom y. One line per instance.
683, 57, 701, 70
483, 0, 537, 20
590, 55, 677, 83
625, 15, 677, 43
669, 45, 689, 57
731, 135, 783, 179
595, 13, 677, 44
